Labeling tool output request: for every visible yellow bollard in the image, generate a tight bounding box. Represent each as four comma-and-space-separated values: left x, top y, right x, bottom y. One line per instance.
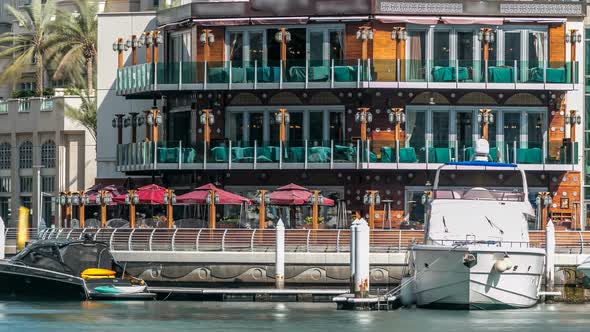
17, 207, 30, 251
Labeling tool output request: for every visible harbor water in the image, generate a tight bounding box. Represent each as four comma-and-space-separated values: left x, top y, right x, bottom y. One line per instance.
0, 301, 588, 332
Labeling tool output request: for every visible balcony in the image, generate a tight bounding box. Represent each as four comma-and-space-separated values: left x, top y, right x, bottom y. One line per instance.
116, 139, 579, 172
116, 59, 580, 96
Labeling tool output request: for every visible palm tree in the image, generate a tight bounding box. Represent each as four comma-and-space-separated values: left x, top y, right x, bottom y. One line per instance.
65, 89, 96, 141
49, 0, 97, 93
0, 0, 56, 96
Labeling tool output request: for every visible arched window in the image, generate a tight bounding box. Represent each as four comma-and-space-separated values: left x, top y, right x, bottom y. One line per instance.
19, 141, 32, 169
0, 143, 10, 169
41, 140, 56, 168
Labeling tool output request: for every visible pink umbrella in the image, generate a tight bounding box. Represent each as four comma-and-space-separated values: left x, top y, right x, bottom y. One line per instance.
85, 184, 127, 205
268, 183, 334, 206
113, 184, 168, 205
176, 183, 251, 205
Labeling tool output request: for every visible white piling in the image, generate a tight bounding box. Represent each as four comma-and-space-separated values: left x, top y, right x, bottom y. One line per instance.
545, 219, 555, 293
349, 218, 359, 293
275, 218, 285, 289
0, 217, 4, 259
354, 218, 370, 298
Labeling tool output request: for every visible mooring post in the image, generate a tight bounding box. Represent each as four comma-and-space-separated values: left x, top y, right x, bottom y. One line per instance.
354, 218, 370, 298
275, 218, 285, 289
349, 218, 359, 294
545, 219, 555, 293
0, 217, 4, 259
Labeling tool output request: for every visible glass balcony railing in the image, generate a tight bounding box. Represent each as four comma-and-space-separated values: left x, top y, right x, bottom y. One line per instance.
116, 138, 580, 169
0, 102, 7, 114
116, 59, 580, 93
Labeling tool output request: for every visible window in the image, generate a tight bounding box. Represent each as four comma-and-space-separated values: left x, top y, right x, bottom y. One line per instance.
406, 111, 426, 150
432, 112, 449, 148
19, 141, 32, 169
0, 177, 10, 193
20, 176, 32, 193
0, 197, 9, 226
456, 111, 473, 150
0, 143, 10, 169
503, 112, 521, 145
433, 30, 451, 67
41, 176, 54, 193
226, 26, 345, 66
20, 197, 31, 209
41, 140, 56, 168
504, 31, 521, 67
226, 107, 344, 144
406, 30, 426, 81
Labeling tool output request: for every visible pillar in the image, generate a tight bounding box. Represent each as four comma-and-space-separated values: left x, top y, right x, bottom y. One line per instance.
275, 219, 285, 289
354, 219, 370, 298
545, 219, 555, 293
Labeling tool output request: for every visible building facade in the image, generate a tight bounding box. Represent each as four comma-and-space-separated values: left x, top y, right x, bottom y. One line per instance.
98, 0, 587, 230
0, 91, 97, 227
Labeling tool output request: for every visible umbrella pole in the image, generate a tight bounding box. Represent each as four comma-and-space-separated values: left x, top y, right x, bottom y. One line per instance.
130, 204, 136, 228
208, 190, 216, 229
312, 191, 319, 230
167, 189, 174, 228
258, 190, 267, 230
79, 204, 86, 228
101, 204, 107, 228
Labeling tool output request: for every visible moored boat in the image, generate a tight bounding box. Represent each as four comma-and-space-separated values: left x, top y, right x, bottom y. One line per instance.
0, 237, 155, 300
407, 141, 545, 309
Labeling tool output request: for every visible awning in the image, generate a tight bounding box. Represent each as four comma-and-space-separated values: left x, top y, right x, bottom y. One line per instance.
310, 16, 370, 22
250, 16, 309, 25
504, 17, 566, 24
441, 17, 503, 25
192, 18, 250, 26
375, 15, 439, 25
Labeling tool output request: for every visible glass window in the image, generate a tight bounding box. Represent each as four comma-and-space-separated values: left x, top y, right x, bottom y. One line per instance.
456, 111, 473, 149
504, 32, 521, 66
0, 177, 10, 192
169, 112, 191, 144
309, 112, 323, 142
406, 111, 426, 149
0, 142, 10, 169
329, 31, 344, 61
407, 30, 426, 81
41, 176, 54, 193
20, 196, 31, 209
504, 112, 521, 144
330, 112, 344, 143
228, 112, 244, 142
19, 141, 32, 169
433, 31, 450, 67
249, 32, 264, 65
432, 112, 449, 148
249, 113, 264, 144
528, 32, 545, 69
527, 113, 544, 149
309, 31, 324, 64
41, 140, 56, 168
288, 112, 303, 142
228, 32, 244, 65
42, 196, 53, 227
20, 176, 32, 193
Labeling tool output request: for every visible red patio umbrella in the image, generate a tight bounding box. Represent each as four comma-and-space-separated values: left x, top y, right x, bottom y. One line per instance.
268, 183, 334, 206
85, 184, 127, 205
176, 183, 251, 229
267, 183, 334, 230
113, 184, 175, 228
113, 184, 168, 205
176, 183, 251, 205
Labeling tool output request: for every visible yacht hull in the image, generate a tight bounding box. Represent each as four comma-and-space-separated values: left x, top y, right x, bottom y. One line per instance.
410, 245, 545, 309
0, 262, 87, 300
578, 261, 590, 279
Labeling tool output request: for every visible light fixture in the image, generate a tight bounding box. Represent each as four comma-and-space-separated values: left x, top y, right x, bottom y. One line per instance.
387, 108, 406, 124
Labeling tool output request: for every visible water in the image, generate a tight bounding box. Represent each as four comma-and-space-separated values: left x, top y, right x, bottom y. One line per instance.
0, 301, 588, 332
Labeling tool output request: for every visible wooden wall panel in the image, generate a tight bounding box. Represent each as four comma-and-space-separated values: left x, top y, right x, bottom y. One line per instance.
549, 171, 581, 229
345, 23, 363, 60
195, 26, 225, 63
549, 24, 566, 67
548, 97, 566, 160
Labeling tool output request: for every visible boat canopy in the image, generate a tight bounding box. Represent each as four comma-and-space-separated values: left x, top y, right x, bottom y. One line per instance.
11, 239, 119, 277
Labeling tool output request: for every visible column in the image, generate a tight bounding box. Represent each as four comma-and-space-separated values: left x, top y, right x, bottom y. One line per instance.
31, 132, 40, 229
263, 111, 270, 143
322, 110, 330, 142
303, 110, 310, 141
10, 133, 18, 228
54, 131, 63, 228
243, 112, 250, 143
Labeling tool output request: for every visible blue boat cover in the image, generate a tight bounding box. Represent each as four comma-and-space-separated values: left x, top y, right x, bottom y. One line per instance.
445, 161, 517, 168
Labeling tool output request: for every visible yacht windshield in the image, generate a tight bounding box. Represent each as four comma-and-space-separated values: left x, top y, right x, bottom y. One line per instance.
433, 188, 524, 202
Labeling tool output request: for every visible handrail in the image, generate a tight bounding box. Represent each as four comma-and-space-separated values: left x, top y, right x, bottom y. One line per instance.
2, 228, 590, 254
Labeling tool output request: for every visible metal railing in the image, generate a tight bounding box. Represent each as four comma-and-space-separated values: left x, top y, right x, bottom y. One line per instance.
26, 228, 590, 254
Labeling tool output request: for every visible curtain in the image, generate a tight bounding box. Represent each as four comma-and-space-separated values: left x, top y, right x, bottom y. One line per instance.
408, 32, 424, 81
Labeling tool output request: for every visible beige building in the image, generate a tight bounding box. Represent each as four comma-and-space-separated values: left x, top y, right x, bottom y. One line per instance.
0, 90, 96, 227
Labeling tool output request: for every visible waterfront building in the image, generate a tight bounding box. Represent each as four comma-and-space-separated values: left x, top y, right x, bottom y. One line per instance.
97, 0, 587, 229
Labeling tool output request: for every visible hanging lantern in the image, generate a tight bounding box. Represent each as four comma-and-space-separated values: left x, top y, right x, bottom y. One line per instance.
155, 113, 163, 126
274, 31, 283, 43
147, 113, 154, 126
208, 113, 215, 125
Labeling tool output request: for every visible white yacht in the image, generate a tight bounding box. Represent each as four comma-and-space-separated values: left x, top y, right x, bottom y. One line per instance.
407, 141, 545, 309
